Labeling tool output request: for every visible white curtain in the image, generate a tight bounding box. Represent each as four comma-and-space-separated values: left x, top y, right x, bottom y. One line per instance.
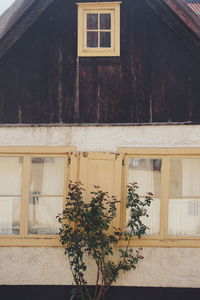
0, 157, 22, 235
127, 159, 161, 236
0, 198, 12, 234
29, 157, 64, 235
168, 158, 200, 236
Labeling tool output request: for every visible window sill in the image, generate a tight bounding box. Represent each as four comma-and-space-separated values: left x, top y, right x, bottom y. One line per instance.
0, 238, 61, 247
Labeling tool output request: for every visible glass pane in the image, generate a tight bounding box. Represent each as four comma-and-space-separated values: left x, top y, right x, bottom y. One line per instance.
170, 158, 200, 197
128, 158, 162, 197
126, 198, 160, 236
28, 196, 63, 235
100, 14, 111, 29
169, 158, 200, 236
0, 157, 23, 195
29, 157, 65, 195
0, 196, 20, 235
87, 13, 98, 30
100, 32, 111, 48
169, 199, 200, 236
87, 31, 98, 48
127, 158, 162, 236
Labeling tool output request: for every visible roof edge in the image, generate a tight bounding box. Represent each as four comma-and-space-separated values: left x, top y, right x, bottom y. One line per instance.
0, 0, 54, 60
164, 0, 200, 39
145, 0, 200, 60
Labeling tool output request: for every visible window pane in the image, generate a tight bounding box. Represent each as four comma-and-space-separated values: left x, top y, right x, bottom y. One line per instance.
87, 13, 98, 29
127, 158, 162, 236
29, 157, 65, 195
28, 196, 63, 235
87, 31, 98, 47
128, 158, 162, 197
169, 198, 200, 236
126, 199, 160, 236
0, 196, 20, 235
100, 14, 111, 29
100, 32, 111, 47
170, 158, 200, 197
0, 157, 23, 195
169, 158, 200, 236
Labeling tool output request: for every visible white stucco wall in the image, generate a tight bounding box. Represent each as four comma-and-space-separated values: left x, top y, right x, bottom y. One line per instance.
0, 125, 200, 287
0, 124, 200, 151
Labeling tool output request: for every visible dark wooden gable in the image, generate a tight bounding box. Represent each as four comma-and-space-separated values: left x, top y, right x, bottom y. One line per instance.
0, 0, 200, 124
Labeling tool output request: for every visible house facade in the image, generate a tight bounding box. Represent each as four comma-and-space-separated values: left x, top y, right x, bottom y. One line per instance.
0, 0, 200, 299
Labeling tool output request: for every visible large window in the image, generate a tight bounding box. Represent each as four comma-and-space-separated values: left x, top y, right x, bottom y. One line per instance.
1, 147, 200, 247
77, 2, 121, 57
119, 148, 200, 247
0, 147, 73, 246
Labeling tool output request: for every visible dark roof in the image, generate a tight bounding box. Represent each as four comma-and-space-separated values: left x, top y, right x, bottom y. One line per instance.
185, 0, 200, 3
0, 0, 53, 59
186, 2, 200, 15
0, 0, 35, 40
0, 0, 200, 60
145, 0, 200, 59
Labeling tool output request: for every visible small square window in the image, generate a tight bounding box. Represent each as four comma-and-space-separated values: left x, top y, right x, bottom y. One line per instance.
77, 2, 121, 57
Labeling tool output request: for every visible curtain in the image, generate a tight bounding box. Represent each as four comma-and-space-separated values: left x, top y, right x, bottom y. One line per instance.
127, 158, 161, 236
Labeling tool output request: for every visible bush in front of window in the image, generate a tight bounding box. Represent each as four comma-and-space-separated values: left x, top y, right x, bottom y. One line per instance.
57, 182, 153, 300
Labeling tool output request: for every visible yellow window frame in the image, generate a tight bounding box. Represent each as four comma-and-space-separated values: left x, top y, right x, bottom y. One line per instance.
77, 2, 121, 57
0, 147, 76, 247
118, 148, 200, 247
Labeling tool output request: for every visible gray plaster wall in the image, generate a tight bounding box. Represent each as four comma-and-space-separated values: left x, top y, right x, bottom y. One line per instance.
0, 125, 200, 287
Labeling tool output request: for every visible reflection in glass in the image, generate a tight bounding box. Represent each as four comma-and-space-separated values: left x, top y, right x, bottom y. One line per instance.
168, 158, 200, 236
127, 158, 162, 236
100, 14, 111, 29
87, 14, 98, 29
100, 32, 111, 47
0, 196, 21, 235
87, 32, 98, 47
29, 157, 65, 195
28, 197, 63, 235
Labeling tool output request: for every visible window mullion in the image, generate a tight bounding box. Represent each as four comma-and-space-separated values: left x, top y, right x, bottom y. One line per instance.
160, 156, 170, 239
20, 155, 31, 238
98, 13, 100, 47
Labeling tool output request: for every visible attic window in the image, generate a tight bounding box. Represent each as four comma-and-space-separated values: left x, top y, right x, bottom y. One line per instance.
77, 2, 121, 57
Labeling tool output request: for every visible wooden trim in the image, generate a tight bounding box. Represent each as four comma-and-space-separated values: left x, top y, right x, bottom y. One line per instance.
22, 155, 31, 237
161, 157, 170, 240
118, 147, 200, 155
76, 2, 122, 8
0, 146, 75, 154
0, 238, 61, 247
118, 147, 200, 247
117, 238, 200, 248
1, 148, 200, 247
113, 153, 123, 229
77, 2, 121, 57
0, 148, 71, 246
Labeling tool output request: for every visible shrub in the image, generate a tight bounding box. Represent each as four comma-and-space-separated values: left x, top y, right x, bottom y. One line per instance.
57, 182, 153, 300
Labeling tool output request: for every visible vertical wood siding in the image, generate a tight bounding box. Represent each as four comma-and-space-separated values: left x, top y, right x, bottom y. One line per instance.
0, 0, 200, 124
